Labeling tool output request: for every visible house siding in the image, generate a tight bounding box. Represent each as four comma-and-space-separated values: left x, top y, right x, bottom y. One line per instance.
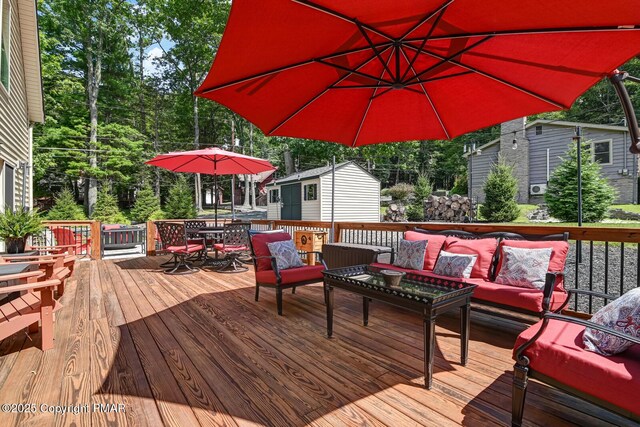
0, 0, 30, 210
468, 143, 499, 204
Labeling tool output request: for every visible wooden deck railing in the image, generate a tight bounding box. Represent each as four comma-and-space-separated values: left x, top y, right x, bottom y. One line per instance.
38, 220, 101, 259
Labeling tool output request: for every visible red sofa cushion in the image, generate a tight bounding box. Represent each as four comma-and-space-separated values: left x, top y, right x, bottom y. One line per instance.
496, 240, 569, 289
443, 237, 498, 279
166, 243, 204, 254
255, 265, 325, 285
404, 231, 446, 271
251, 232, 292, 271
466, 278, 567, 313
514, 319, 640, 416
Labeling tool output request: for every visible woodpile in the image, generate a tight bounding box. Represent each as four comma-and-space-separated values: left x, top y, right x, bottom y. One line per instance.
424, 195, 473, 222
383, 203, 407, 222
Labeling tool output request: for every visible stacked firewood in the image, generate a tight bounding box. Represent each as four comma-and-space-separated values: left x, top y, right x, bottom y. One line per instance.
383, 203, 407, 222
424, 195, 473, 222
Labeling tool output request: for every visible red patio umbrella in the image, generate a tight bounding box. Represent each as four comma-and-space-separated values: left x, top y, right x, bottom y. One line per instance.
195, 0, 640, 147
146, 147, 276, 224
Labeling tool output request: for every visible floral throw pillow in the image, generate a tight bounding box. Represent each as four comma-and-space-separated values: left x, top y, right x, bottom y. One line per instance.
393, 239, 427, 271
432, 250, 477, 278
583, 288, 640, 356
267, 240, 304, 270
495, 246, 552, 290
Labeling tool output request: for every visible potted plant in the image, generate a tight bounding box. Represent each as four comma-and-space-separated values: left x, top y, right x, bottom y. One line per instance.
0, 208, 44, 253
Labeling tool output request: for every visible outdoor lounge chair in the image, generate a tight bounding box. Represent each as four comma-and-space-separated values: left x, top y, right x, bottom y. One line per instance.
155, 222, 205, 275
213, 222, 251, 273
51, 227, 91, 256
248, 230, 326, 315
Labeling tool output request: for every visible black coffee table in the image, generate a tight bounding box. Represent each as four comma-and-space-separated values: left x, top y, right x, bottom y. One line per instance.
322, 264, 477, 389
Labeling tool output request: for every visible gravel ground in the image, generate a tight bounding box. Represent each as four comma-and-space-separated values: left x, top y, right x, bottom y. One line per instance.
561, 242, 638, 314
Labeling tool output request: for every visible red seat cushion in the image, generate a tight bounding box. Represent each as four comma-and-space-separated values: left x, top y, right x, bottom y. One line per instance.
496, 240, 569, 290
443, 237, 498, 279
255, 265, 325, 285
166, 244, 204, 254
514, 319, 640, 416
404, 231, 447, 271
466, 278, 567, 313
250, 232, 292, 271
213, 243, 248, 252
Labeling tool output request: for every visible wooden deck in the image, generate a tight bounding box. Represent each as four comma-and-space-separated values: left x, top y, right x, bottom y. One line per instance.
0, 257, 635, 427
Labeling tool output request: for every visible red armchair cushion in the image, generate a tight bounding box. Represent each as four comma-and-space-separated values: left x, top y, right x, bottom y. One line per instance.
166, 244, 205, 254
466, 278, 567, 313
213, 243, 248, 252
255, 265, 325, 285
514, 319, 640, 416
496, 240, 569, 289
404, 231, 447, 271
250, 232, 292, 271
443, 237, 498, 279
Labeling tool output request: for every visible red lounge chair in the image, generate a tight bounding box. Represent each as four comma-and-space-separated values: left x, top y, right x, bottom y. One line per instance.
248, 230, 326, 315
155, 222, 205, 275
512, 286, 640, 426
51, 227, 91, 256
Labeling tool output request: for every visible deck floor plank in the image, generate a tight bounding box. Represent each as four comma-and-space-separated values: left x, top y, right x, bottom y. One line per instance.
0, 257, 634, 427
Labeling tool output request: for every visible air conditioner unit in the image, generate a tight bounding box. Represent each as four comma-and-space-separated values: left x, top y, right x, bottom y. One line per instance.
530, 184, 547, 195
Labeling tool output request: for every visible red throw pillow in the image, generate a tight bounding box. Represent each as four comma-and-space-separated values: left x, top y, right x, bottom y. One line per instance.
496, 240, 569, 289
443, 236, 498, 279
404, 231, 447, 271
250, 232, 292, 271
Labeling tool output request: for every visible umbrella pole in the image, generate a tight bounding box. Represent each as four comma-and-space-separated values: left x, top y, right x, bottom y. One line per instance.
231, 175, 236, 221
214, 173, 218, 227
330, 156, 335, 242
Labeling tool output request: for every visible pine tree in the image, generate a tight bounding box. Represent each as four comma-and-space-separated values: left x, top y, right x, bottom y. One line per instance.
91, 187, 129, 224
480, 159, 520, 222
545, 143, 616, 222
130, 184, 162, 223
407, 175, 432, 221
164, 175, 197, 219
47, 188, 87, 220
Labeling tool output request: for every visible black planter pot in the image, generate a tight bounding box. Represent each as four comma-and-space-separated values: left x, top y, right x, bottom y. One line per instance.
5, 237, 27, 254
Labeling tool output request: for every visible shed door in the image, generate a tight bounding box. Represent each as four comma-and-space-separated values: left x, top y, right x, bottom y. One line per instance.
280, 183, 301, 220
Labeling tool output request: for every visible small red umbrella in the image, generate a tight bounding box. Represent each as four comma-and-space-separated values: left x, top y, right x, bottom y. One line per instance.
195, 0, 640, 147
146, 147, 276, 224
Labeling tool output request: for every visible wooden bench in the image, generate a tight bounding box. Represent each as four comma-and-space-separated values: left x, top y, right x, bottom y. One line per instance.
0, 270, 62, 351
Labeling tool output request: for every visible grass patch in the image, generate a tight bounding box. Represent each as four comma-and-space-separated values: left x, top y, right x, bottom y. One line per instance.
611, 204, 640, 214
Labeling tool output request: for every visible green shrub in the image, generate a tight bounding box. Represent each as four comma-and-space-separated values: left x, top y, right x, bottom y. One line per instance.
450, 173, 468, 196
407, 175, 432, 221
91, 187, 129, 224
387, 183, 414, 204
479, 159, 520, 222
164, 175, 196, 219
545, 143, 616, 222
130, 184, 162, 223
47, 188, 87, 220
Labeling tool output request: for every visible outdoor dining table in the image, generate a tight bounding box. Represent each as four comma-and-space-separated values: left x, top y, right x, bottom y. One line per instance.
197, 227, 226, 266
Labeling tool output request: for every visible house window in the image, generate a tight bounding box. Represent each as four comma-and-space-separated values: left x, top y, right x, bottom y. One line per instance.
535, 125, 543, 135
304, 183, 317, 201
0, 0, 10, 90
269, 189, 279, 203
590, 139, 612, 165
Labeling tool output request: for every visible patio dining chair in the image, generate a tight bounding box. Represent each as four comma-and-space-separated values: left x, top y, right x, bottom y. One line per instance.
213, 222, 251, 273
155, 222, 205, 274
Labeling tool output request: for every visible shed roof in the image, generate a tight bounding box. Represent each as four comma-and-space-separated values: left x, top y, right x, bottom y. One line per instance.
267, 161, 379, 186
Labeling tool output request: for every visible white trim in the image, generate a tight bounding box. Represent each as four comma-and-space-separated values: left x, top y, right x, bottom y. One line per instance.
590, 138, 614, 165
0, 0, 10, 92
303, 183, 318, 201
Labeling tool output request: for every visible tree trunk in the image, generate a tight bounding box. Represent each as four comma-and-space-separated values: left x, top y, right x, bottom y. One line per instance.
284, 147, 294, 175
193, 95, 202, 211
153, 96, 161, 197
138, 34, 146, 134
85, 35, 101, 217
242, 174, 250, 208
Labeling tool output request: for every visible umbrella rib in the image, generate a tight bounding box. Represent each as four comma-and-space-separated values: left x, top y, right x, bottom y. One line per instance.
315, 58, 394, 85
410, 46, 568, 109
269, 47, 393, 135
400, 48, 451, 139
351, 49, 395, 147
291, 0, 395, 41
400, 0, 455, 41
356, 20, 395, 79
400, 6, 449, 82
198, 43, 391, 94
170, 155, 205, 172
404, 25, 640, 43
329, 84, 393, 89
404, 70, 474, 87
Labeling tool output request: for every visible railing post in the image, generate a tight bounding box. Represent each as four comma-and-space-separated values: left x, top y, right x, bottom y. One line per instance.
90, 221, 101, 260
334, 222, 341, 243
146, 220, 157, 256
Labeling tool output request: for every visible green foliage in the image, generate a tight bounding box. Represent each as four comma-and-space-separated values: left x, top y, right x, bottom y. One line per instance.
407, 175, 432, 221
130, 184, 162, 223
0, 208, 44, 239
164, 176, 197, 219
545, 144, 616, 222
387, 183, 414, 203
450, 173, 468, 196
480, 160, 520, 222
92, 187, 129, 224
47, 188, 87, 220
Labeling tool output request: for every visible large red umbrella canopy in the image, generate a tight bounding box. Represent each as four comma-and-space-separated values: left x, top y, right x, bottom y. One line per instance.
195, 0, 640, 147
145, 147, 275, 175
